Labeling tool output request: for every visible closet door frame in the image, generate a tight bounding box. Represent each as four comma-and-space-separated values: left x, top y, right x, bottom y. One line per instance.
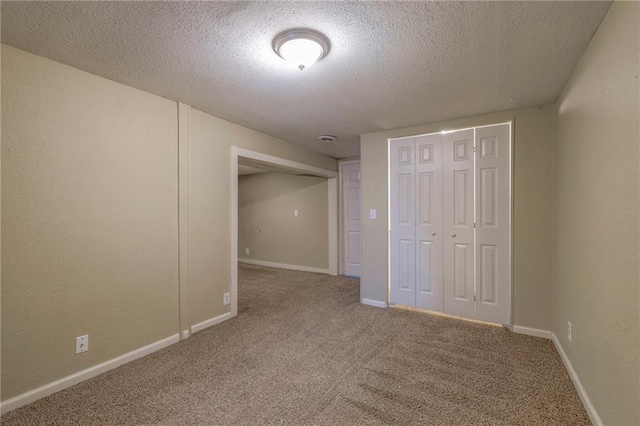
387, 121, 513, 327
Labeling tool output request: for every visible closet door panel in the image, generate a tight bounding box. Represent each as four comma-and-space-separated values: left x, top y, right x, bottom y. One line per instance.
415, 134, 443, 311
443, 129, 475, 319
475, 124, 511, 325
390, 138, 416, 307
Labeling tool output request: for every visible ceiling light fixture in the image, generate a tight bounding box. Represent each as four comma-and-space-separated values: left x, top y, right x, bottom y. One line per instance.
273, 28, 330, 71
318, 135, 337, 142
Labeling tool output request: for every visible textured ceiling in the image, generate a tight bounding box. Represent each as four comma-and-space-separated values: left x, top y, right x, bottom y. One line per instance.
1, 1, 610, 159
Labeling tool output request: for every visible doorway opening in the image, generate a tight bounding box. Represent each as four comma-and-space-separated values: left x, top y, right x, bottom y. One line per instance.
230, 147, 338, 317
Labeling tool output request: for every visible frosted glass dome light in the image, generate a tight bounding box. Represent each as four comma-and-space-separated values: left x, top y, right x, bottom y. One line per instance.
273, 29, 330, 70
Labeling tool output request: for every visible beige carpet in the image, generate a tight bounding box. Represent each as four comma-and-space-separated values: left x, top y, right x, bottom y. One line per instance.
2, 264, 589, 425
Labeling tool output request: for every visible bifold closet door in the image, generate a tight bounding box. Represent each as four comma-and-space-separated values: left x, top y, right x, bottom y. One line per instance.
475, 124, 510, 325
390, 138, 416, 307
391, 124, 510, 323
443, 129, 475, 319
415, 135, 444, 311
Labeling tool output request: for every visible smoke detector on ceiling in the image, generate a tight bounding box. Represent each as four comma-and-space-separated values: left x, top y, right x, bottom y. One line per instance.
318, 135, 337, 142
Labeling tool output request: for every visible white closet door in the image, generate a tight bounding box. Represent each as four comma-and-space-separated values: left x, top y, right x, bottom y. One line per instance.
342, 162, 361, 277
443, 129, 475, 319
390, 138, 416, 307
475, 124, 511, 324
415, 135, 444, 311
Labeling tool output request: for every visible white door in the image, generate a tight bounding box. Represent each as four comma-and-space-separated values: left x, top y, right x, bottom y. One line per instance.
443, 129, 475, 320
390, 138, 416, 307
475, 124, 510, 325
389, 124, 511, 324
415, 135, 444, 311
342, 162, 361, 277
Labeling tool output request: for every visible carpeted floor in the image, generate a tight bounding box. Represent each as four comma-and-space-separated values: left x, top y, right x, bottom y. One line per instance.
2, 264, 589, 425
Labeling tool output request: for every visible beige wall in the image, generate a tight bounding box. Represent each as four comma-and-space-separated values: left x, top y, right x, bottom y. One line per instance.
187, 109, 336, 325
1, 45, 338, 402
553, 2, 639, 424
238, 172, 328, 270
1, 45, 180, 400
361, 105, 555, 330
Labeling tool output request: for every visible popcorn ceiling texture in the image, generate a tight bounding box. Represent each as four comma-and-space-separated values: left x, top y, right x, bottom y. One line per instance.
0, 1, 610, 158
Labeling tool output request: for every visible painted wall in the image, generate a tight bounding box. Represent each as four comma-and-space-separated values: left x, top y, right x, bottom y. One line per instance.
1, 45, 337, 404
553, 2, 639, 424
1, 45, 179, 400
187, 109, 336, 326
360, 105, 555, 330
238, 172, 328, 270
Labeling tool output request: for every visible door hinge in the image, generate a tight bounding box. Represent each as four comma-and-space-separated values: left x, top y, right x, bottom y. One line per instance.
474, 222, 476, 228
474, 295, 476, 302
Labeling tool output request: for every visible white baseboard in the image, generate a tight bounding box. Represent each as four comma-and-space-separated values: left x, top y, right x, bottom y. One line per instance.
513, 325, 552, 339
238, 258, 329, 274
551, 332, 602, 426
361, 298, 387, 308
190, 312, 233, 334
0, 333, 180, 415
181, 329, 191, 340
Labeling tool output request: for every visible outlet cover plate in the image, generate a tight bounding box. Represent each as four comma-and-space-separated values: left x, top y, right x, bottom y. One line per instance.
223, 292, 230, 305
76, 335, 89, 354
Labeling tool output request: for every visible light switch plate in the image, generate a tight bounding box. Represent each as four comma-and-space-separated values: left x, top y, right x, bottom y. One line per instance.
294, 209, 299, 217
369, 209, 377, 220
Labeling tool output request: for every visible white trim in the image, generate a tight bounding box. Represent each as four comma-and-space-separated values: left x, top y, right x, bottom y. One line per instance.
508, 120, 515, 327
551, 333, 603, 426
233, 147, 338, 178
361, 298, 388, 308
231, 146, 339, 320
338, 159, 361, 277
181, 329, 191, 340
513, 325, 552, 339
231, 148, 239, 318
390, 121, 514, 141
238, 258, 329, 274
190, 312, 234, 334
328, 177, 338, 276
0, 334, 180, 415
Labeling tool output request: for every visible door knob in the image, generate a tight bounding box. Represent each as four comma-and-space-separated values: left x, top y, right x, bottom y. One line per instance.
451, 234, 457, 238
431, 232, 436, 236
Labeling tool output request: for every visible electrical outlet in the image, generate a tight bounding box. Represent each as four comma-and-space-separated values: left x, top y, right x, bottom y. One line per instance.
567, 321, 573, 343
245, 248, 250, 255
76, 335, 88, 354
223, 292, 230, 305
